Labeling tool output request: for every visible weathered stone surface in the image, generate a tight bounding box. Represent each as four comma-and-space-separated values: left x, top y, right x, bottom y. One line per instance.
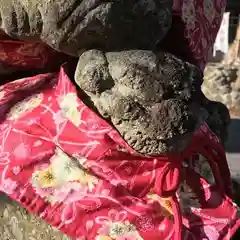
203, 62, 240, 116
75, 49, 204, 154
0, 193, 69, 240
200, 97, 230, 144
0, 0, 172, 56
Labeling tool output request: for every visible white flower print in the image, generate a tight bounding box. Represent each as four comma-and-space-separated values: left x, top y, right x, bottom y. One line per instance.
0, 178, 18, 195
31, 148, 98, 204
58, 93, 81, 126
35, 148, 96, 187
44, 182, 87, 204
95, 210, 143, 240
203, 0, 215, 24
0, 151, 10, 165
182, 0, 196, 29
53, 110, 67, 125
12, 166, 21, 175
13, 143, 30, 160
7, 93, 43, 120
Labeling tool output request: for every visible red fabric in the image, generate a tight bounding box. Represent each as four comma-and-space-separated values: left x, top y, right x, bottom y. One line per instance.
161, 0, 226, 71
0, 67, 239, 240
0, 40, 70, 72
0, 40, 53, 68
0, 0, 239, 239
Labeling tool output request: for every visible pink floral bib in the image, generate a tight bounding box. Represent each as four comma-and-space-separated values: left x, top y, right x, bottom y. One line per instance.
0, 67, 239, 240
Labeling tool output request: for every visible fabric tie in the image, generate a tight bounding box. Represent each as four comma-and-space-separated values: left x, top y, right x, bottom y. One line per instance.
154, 160, 183, 240
153, 124, 231, 240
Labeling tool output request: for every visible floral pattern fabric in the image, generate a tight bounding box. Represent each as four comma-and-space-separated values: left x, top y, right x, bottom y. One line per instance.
0, 67, 239, 240
0, 40, 54, 69
0, 0, 237, 238
172, 0, 226, 71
